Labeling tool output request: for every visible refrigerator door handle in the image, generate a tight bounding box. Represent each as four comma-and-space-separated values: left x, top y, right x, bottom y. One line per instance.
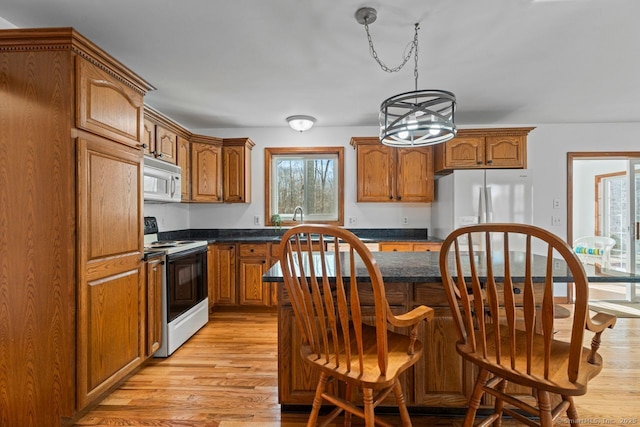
478, 187, 486, 223
486, 186, 493, 223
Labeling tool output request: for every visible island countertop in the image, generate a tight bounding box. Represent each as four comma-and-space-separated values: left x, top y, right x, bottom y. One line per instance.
263, 251, 640, 284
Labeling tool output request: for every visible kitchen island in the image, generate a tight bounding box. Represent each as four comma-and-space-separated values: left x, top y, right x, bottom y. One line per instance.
263, 251, 640, 413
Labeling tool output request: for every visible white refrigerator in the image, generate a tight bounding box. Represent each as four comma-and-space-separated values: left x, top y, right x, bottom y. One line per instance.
431, 169, 534, 240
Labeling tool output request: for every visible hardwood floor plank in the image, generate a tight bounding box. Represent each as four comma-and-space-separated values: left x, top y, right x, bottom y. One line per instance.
74, 309, 640, 426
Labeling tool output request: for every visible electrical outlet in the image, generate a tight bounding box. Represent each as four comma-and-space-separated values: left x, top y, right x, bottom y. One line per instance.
253, 215, 261, 225
402, 216, 409, 225
553, 198, 561, 209
348, 217, 357, 226
551, 215, 561, 226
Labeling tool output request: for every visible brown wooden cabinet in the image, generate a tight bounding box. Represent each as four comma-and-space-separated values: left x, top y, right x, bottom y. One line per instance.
0, 28, 153, 425
177, 135, 191, 200
76, 133, 146, 410
238, 243, 270, 306
143, 106, 190, 165
350, 137, 434, 202
379, 241, 442, 252
77, 57, 145, 149
191, 135, 223, 202
145, 255, 164, 357
222, 138, 254, 203
210, 243, 238, 306
434, 127, 534, 173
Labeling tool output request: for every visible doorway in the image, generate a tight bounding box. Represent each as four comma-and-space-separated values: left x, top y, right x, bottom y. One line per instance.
568, 152, 640, 302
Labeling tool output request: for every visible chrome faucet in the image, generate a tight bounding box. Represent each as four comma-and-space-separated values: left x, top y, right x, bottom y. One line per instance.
292, 206, 304, 224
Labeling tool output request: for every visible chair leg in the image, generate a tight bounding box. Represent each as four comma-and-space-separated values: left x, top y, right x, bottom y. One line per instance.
362, 387, 375, 427
308, 373, 329, 427
393, 378, 413, 427
563, 395, 580, 427
493, 379, 508, 427
464, 368, 490, 427
343, 381, 353, 427
536, 389, 554, 427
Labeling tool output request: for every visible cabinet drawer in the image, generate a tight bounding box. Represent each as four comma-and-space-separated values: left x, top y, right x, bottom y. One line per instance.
76, 58, 144, 148
379, 242, 414, 252
239, 243, 268, 258
358, 282, 408, 306
413, 243, 442, 252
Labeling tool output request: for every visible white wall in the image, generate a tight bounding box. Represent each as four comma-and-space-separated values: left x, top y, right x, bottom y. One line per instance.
527, 123, 640, 241
144, 122, 640, 238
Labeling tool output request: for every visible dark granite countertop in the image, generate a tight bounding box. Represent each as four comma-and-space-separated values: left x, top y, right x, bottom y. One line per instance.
263, 251, 640, 284
158, 228, 441, 245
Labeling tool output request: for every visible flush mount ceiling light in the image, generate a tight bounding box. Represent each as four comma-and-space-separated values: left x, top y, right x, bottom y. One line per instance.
286, 115, 316, 132
355, 7, 457, 147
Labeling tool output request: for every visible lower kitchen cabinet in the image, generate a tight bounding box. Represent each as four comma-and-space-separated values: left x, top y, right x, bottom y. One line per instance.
210, 242, 275, 308
379, 241, 442, 252
145, 255, 164, 357
211, 243, 237, 306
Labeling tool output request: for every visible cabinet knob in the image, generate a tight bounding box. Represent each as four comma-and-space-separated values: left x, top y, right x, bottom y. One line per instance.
477, 160, 482, 164
139, 143, 148, 149
487, 159, 493, 164
397, 196, 401, 201
250, 248, 254, 252
389, 195, 393, 200
393, 248, 398, 252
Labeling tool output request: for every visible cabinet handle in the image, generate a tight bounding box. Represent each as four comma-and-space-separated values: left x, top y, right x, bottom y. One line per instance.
487, 159, 493, 164
139, 143, 148, 149
157, 153, 164, 158
389, 195, 393, 199
477, 160, 482, 164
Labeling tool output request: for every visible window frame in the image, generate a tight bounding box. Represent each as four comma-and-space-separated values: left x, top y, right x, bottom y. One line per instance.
264, 147, 344, 226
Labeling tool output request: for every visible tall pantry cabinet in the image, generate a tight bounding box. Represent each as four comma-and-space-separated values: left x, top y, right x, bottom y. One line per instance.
0, 28, 153, 426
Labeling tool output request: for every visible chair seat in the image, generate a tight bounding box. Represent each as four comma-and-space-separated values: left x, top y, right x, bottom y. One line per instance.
301, 324, 424, 388
458, 326, 603, 396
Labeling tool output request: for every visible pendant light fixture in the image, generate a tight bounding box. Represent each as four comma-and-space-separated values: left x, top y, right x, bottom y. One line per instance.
355, 7, 457, 147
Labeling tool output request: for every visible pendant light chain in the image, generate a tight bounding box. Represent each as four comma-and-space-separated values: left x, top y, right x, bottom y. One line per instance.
363, 19, 420, 75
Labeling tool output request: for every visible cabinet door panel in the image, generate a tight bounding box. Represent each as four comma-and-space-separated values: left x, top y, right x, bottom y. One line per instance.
142, 117, 155, 157
485, 135, 525, 168
212, 244, 236, 305
86, 269, 142, 391
444, 137, 484, 168
356, 144, 395, 202
223, 145, 245, 202
84, 145, 141, 260
77, 58, 144, 148
239, 257, 269, 306
177, 136, 191, 200
191, 142, 222, 202
155, 125, 177, 164
396, 147, 433, 202
413, 307, 476, 407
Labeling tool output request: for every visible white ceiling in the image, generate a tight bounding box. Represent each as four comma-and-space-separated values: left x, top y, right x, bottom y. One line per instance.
1, 0, 638, 131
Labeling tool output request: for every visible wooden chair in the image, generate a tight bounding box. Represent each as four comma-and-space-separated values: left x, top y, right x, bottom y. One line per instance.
439, 223, 617, 427
279, 224, 434, 427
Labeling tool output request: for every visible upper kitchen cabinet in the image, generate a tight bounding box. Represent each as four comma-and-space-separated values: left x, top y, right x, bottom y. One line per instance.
0, 27, 153, 426
177, 135, 191, 200
222, 138, 254, 203
434, 127, 535, 173
350, 137, 434, 203
77, 56, 145, 149
191, 134, 223, 202
143, 106, 190, 164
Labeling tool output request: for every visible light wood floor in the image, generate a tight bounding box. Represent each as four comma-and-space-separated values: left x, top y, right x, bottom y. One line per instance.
73, 308, 640, 427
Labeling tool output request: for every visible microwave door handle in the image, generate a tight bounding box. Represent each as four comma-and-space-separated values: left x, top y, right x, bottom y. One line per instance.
170, 176, 176, 197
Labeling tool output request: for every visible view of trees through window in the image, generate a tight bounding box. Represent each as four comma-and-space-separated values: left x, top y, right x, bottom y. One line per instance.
274, 156, 336, 217
265, 147, 344, 225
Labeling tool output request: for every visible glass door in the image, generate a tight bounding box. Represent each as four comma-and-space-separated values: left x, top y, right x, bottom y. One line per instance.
627, 160, 640, 300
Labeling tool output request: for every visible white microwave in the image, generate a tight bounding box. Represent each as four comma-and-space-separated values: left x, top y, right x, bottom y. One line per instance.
143, 156, 182, 203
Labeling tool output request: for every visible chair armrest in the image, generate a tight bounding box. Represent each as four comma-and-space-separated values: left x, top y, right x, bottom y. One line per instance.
585, 312, 616, 365
387, 305, 434, 328
586, 312, 617, 333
